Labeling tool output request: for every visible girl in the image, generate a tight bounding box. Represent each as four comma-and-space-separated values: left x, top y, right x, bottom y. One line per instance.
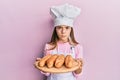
37, 3, 83, 80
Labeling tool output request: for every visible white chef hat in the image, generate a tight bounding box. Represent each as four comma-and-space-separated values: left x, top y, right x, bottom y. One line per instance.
50, 3, 81, 27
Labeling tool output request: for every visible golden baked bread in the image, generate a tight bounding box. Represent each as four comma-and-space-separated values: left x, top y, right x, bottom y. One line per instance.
38, 54, 52, 67
46, 54, 58, 68
55, 54, 65, 68
38, 54, 74, 69
65, 55, 73, 68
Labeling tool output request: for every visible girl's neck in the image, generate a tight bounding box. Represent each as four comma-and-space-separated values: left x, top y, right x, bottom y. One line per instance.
58, 40, 68, 43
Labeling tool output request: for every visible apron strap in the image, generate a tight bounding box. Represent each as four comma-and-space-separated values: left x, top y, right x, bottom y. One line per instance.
70, 45, 76, 58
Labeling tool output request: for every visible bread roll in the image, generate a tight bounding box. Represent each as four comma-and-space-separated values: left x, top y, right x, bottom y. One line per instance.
38, 54, 52, 67
65, 55, 73, 68
55, 54, 65, 68
47, 54, 58, 68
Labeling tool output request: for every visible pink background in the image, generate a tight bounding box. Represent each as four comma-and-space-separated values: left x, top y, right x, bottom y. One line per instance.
0, 0, 120, 80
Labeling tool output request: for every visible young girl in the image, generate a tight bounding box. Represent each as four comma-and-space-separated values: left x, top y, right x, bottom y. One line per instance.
37, 3, 83, 80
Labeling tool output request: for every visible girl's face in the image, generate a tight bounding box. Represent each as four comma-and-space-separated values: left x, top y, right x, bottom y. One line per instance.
56, 25, 71, 42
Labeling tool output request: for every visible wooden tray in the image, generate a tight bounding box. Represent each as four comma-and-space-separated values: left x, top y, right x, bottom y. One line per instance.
34, 60, 80, 73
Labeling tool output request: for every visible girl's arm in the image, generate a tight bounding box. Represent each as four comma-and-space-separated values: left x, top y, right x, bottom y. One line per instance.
73, 44, 84, 77
40, 43, 51, 76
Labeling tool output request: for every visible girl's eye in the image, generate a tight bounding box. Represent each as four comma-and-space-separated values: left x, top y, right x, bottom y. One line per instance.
57, 26, 62, 29
66, 26, 70, 29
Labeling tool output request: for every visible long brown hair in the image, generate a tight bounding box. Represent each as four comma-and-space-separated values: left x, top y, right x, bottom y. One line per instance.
48, 27, 79, 50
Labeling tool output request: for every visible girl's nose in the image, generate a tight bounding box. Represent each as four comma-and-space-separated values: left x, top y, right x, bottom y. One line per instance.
61, 28, 66, 34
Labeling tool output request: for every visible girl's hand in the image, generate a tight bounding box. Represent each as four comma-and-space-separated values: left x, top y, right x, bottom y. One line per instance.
76, 58, 84, 67
36, 58, 41, 61
34, 58, 41, 68
74, 66, 82, 74
74, 58, 84, 74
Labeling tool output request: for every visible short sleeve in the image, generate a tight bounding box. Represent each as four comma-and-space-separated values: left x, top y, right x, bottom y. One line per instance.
43, 43, 51, 56
75, 44, 83, 59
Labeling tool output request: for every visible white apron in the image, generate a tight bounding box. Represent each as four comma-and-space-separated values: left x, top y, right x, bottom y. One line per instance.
47, 45, 76, 80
